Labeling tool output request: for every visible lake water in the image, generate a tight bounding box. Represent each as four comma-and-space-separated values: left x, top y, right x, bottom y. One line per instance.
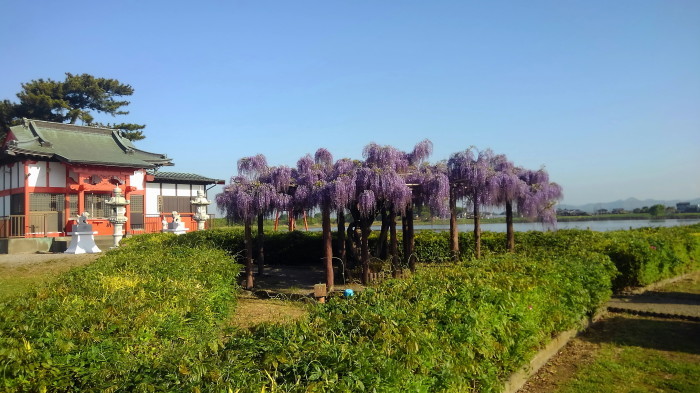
408, 219, 700, 233
306, 218, 700, 233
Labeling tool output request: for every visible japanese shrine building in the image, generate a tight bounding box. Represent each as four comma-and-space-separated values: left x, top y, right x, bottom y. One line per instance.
0, 119, 222, 251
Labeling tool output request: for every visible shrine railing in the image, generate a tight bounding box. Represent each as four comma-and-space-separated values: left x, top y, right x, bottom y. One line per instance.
0, 213, 63, 238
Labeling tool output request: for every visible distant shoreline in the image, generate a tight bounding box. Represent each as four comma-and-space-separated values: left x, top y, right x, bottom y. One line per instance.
554, 213, 700, 222
418, 213, 700, 225
212, 213, 700, 229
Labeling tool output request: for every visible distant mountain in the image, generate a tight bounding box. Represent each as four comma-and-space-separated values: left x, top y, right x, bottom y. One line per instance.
558, 197, 700, 213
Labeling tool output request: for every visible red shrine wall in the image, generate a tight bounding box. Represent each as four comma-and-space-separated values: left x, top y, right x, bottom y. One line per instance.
0, 161, 149, 237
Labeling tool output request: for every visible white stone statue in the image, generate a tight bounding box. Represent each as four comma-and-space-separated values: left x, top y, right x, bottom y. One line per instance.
164, 211, 188, 235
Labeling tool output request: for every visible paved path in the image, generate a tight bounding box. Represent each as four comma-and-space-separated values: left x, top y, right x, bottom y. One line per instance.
0, 252, 100, 268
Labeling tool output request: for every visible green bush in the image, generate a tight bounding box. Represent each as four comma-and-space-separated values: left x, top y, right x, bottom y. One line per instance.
199, 251, 616, 392
0, 237, 241, 392
411, 225, 700, 291
413, 230, 452, 262
171, 228, 324, 266
171, 227, 246, 255
2, 224, 696, 391
603, 226, 700, 289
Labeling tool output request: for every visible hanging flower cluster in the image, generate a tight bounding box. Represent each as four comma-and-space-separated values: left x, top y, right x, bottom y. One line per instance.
217, 142, 562, 227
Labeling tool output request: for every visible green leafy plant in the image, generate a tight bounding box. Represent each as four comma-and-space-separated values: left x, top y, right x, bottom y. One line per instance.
0, 238, 241, 392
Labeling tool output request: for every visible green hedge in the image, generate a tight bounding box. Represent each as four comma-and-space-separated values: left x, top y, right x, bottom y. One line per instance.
171, 228, 325, 266
602, 226, 700, 288
0, 236, 241, 392
510, 226, 700, 289
411, 225, 700, 291
171, 224, 700, 291
2, 224, 697, 391
182, 251, 616, 392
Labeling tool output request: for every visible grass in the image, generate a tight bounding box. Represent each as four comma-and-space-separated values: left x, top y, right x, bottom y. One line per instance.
555, 315, 700, 393
657, 271, 700, 294
0, 254, 98, 301
228, 297, 308, 329
550, 272, 700, 393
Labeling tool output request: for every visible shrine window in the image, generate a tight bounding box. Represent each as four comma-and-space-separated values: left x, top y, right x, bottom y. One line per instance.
30, 193, 65, 212
159, 196, 194, 213
84, 193, 111, 218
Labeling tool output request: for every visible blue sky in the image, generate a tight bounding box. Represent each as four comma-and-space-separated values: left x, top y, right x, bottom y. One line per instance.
1, 1, 698, 206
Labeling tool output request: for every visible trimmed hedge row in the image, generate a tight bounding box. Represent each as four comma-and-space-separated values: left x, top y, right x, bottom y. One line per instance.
0, 236, 241, 392
1, 224, 697, 391
160, 251, 616, 392
172, 224, 700, 291
511, 225, 700, 290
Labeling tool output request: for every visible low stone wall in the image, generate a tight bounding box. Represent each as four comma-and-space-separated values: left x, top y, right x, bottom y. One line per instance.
0, 236, 114, 254
502, 309, 607, 393
0, 238, 56, 254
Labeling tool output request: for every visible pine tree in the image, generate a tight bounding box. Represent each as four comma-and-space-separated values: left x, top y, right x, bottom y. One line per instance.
1, 73, 146, 140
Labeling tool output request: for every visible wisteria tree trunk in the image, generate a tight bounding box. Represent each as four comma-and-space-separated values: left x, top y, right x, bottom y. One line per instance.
505, 200, 515, 252
473, 196, 481, 259
402, 213, 408, 264
337, 209, 346, 265
376, 210, 389, 259
256, 214, 265, 276
321, 205, 334, 290
389, 209, 399, 277
449, 186, 459, 261
361, 222, 372, 285
346, 221, 360, 274
288, 210, 295, 231
405, 206, 416, 272
244, 218, 254, 289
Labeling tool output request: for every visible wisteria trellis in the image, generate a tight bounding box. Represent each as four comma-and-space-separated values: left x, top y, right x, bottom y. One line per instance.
217, 141, 562, 288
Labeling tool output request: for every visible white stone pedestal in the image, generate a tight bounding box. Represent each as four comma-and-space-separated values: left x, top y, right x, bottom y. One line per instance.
193, 219, 206, 231
164, 222, 188, 235
65, 231, 101, 254
111, 223, 125, 249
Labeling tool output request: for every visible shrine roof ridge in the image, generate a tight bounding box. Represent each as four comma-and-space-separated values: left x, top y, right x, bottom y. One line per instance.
150, 171, 224, 185
2, 119, 173, 169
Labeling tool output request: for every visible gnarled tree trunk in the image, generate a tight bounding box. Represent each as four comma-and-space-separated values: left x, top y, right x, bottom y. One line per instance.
337, 209, 347, 281
321, 205, 334, 290
361, 221, 371, 285
389, 209, 399, 277
256, 213, 265, 276
405, 205, 416, 272
337, 209, 346, 263
473, 195, 481, 259
376, 210, 389, 259
449, 186, 459, 261
345, 220, 361, 280
506, 200, 515, 252
244, 218, 254, 289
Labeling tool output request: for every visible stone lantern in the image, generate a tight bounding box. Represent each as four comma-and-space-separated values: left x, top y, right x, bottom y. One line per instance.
105, 187, 130, 248
190, 190, 211, 231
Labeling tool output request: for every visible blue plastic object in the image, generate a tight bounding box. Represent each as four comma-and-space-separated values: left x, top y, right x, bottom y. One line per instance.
343, 289, 355, 298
